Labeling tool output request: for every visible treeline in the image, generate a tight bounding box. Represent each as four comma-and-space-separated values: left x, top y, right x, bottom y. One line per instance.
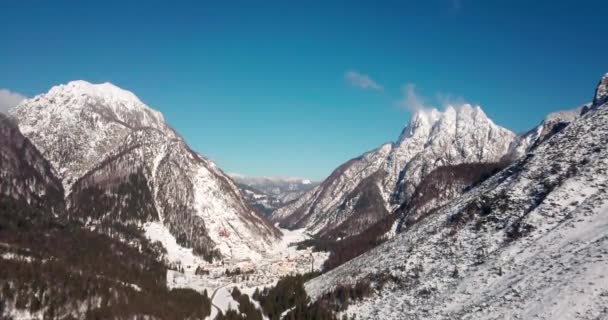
295, 213, 395, 273
315, 281, 373, 314
397, 161, 511, 231
253, 274, 312, 319
250, 272, 379, 320
251, 273, 336, 320
68, 170, 159, 225
0, 196, 212, 319
322, 214, 396, 272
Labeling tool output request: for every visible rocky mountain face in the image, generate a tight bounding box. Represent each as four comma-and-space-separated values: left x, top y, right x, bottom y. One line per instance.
592, 73, 608, 107
231, 175, 317, 216
304, 75, 608, 320
10, 81, 280, 262
272, 105, 516, 240
272, 143, 393, 238
0, 114, 64, 214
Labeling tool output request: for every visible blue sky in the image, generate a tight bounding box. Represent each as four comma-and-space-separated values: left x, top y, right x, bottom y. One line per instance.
1, 0, 607, 180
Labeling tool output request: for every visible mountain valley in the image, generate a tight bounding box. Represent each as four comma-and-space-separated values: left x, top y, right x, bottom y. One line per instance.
1, 74, 607, 319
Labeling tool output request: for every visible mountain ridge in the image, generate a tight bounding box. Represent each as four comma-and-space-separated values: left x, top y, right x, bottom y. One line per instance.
272, 103, 515, 240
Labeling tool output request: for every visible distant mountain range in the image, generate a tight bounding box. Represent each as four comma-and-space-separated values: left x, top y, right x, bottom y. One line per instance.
230, 174, 318, 216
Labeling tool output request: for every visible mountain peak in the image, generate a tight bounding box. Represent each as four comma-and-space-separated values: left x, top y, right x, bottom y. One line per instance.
400, 104, 490, 141
593, 73, 608, 107
13, 80, 166, 134
439, 104, 488, 123
410, 107, 442, 123
48, 80, 143, 105
9, 80, 172, 191
39, 80, 163, 124
399, 108, 441, 140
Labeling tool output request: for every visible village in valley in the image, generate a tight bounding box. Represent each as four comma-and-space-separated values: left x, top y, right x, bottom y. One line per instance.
144, 221, 329, 317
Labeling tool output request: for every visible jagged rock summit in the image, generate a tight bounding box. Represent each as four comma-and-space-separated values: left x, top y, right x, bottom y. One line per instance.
593, 73, 608, 107
386, 104, 515, 204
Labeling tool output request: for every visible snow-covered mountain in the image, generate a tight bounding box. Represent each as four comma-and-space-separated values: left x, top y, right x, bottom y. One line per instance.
10, 80, 280, 262
0, 113, 217, 319
304, 74, 608, 319
231, 175, 318, 215
272, 105, 515, 239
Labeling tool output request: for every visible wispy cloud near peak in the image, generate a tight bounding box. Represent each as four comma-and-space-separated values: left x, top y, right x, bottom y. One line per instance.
345, 70, 383, 91
0, 89, 26, 114
399, 83, 432, 112
398, 83, 471, 113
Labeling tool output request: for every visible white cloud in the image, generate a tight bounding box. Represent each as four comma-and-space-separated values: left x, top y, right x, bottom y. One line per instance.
399, 84, 470, 112
399, 83, 433, 112
436, 92, 467, 108
345, 70, 383, 91
0, 89, 26, 114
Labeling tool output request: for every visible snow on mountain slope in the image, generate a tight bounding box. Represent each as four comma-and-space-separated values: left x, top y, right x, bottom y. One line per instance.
304, 76, 608, 320
10, 81, 280, 262
272, 143, 393, 236
505, 105, 585, 161
273, 104, 515, 239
